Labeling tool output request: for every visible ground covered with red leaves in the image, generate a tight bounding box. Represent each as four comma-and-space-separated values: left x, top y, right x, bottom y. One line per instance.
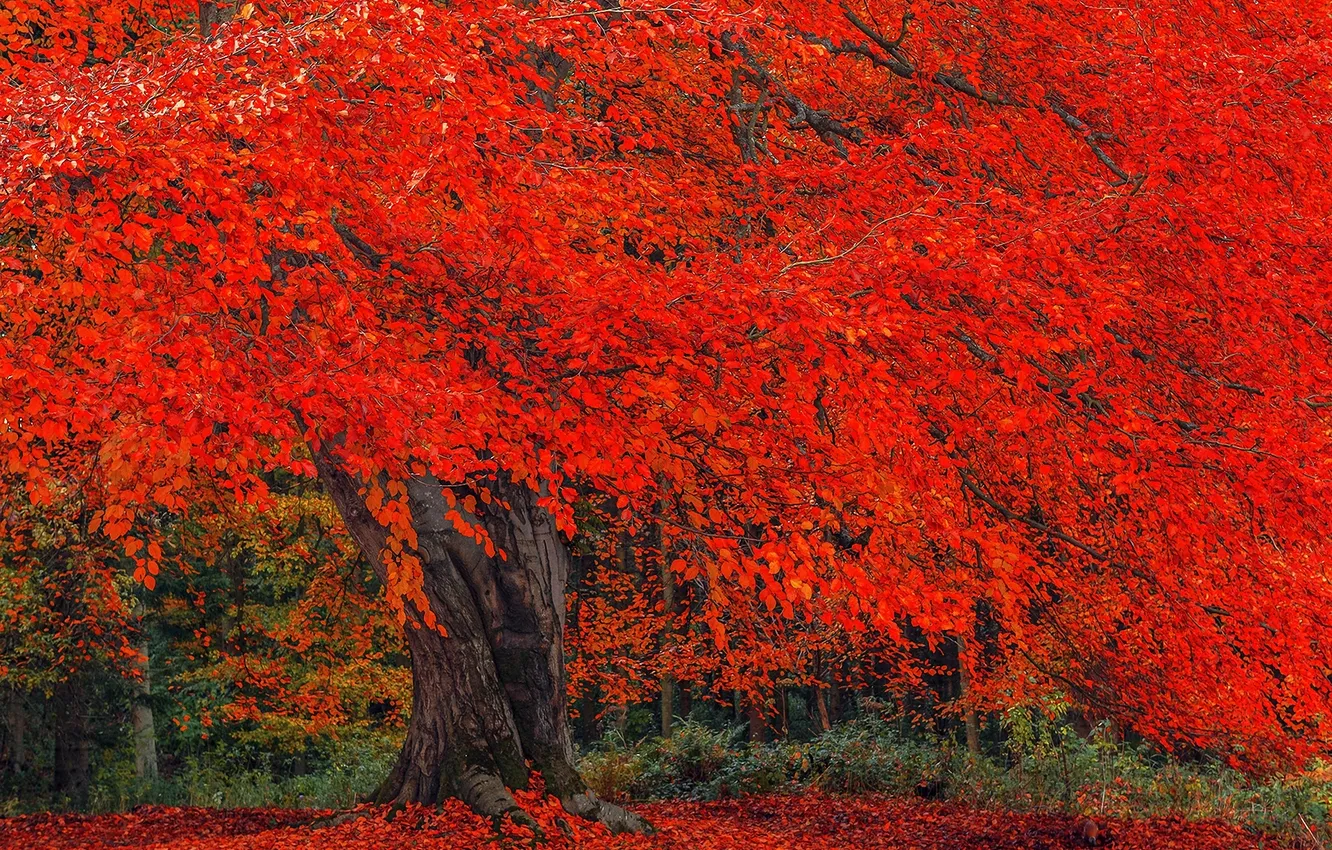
0, 793, 1274, 849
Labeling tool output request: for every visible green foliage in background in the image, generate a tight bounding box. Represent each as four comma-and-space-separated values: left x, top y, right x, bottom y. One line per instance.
0, 729, 401, 816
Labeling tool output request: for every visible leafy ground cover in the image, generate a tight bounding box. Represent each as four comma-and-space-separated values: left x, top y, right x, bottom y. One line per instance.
0, 793, 1280, 850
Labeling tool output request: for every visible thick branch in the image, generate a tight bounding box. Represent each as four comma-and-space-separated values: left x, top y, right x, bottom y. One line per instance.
1046, 97, 1139, 185
721, 34, 863, 159
801, 28, 914, 79
841, 7, 916, 77
934, 72, 1019, 107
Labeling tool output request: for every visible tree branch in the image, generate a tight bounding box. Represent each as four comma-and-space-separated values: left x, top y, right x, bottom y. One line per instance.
841, 7, 916, 78
721, 34, 863, 159
1046, 97, 1141, 186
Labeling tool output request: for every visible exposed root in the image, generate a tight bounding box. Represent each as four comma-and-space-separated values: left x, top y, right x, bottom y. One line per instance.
496, 809, 545, 847
459, 766, 545, 841
383, 767, 429, 821
369, 757, 407, 805
535, 756, 653, 835
367, 757, 648, 839
558, 790, 654, 836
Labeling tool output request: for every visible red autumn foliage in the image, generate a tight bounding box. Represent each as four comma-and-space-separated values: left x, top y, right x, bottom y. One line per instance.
2, 0, 1331, 810
0, 793, 1275, 849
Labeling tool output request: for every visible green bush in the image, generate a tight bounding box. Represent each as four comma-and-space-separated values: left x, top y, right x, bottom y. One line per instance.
805, 715, 944, 794
581, 722, 779, 801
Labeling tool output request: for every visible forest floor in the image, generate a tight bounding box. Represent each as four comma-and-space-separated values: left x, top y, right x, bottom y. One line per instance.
0, 791, 1282, 849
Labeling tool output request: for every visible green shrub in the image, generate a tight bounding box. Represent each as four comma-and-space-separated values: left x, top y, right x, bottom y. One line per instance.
23, 703, 1331, 849
805, 715, 943, 794
581, 722, 767, 801
579, 746, 641, 804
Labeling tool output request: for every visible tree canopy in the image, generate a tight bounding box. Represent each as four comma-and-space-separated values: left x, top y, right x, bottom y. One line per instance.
3, 0, 1331, 794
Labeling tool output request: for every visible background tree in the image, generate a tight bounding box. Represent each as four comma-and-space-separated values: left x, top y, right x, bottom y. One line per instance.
0, 472, 139, 808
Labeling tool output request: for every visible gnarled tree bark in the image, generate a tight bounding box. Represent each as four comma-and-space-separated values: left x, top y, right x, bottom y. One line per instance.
307, 439, 649, 834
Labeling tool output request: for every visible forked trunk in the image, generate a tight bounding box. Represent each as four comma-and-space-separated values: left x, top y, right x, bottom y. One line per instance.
309, 443, 648, 834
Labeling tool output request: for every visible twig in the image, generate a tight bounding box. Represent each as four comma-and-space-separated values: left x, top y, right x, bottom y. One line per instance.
777, 196, 937, 275
531, 3, 685, 22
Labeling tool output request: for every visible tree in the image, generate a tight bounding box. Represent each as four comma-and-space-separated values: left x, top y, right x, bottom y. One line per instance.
3, 0, 1332, 830
0, 471, 140, 806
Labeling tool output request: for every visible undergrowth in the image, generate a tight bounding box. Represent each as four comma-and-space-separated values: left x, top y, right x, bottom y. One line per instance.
1, 732, 403, 815
580, 712, 1332, 848
7, 709, 1329, 849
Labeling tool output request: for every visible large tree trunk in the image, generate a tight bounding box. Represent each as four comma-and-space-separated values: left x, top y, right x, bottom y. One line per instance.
309, 444, 649, 834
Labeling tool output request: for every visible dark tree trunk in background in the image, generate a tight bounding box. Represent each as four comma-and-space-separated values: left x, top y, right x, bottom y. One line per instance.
52, 677, 90, 808
659, 534, 675, 739
827, 662, 842, 723
610, 703, 628, 737
853, 659, 870, 711
131, 622, 159, 781
223, 534, 249, 656
309, 442, 649, 833
2, 689, 26, 779
957, 636, 981, 756
813, 683, 831, 733
1069, 709, 1093, 738
747, 692, 768, 743
660, 677, 674, 740
610, 533, 634, 740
